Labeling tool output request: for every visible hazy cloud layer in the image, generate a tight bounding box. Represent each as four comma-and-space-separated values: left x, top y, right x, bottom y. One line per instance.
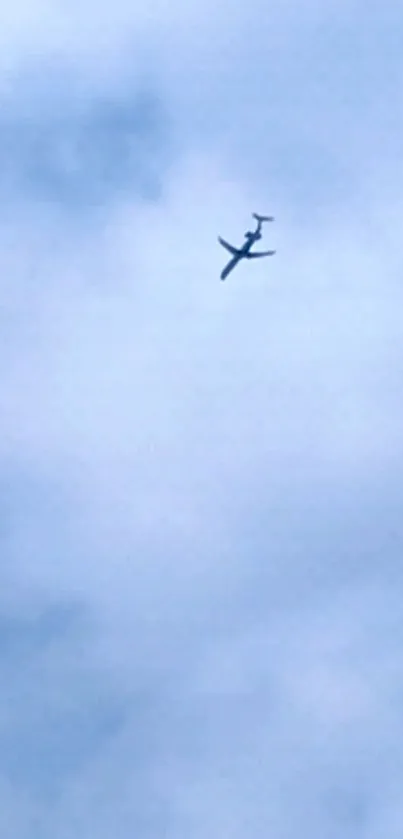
1, 1, 403, 837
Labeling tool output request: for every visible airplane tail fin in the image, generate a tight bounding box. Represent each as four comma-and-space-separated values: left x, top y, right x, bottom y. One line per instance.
253, 213, 274, 223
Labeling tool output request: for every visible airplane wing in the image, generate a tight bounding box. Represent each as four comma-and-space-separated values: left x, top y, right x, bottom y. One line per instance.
218, 236, 240, 256
247, 250, 276, 258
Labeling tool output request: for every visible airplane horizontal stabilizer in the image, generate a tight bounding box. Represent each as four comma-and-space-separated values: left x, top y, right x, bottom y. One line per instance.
252, 213, 274, 222
218, 236, 240, 256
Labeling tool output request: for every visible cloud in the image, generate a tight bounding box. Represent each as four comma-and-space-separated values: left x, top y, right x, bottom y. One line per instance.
0, 78, 170, 208
1, 0, 403, 837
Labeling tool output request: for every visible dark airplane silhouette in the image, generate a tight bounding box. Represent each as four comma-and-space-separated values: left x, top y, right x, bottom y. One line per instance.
218, 213, 275, 280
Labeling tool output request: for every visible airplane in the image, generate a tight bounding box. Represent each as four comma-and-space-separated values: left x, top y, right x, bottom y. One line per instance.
218, 213, 275, 280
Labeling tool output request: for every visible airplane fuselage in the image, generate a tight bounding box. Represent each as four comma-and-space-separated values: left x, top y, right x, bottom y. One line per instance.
219, 236, 259, 279
240, 230, 261, 255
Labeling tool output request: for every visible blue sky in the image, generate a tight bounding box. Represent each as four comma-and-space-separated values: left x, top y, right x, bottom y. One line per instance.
1, 1, 403, 836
